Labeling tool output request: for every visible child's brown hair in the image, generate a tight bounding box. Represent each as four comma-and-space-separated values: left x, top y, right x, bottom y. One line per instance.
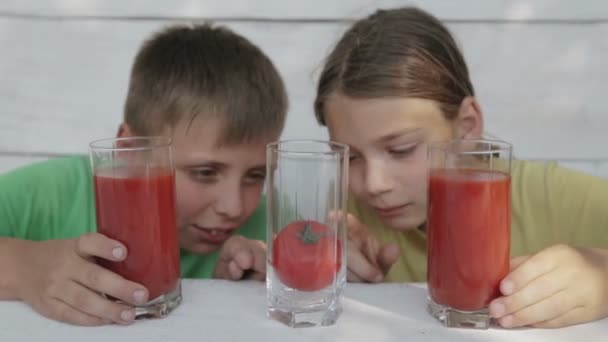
125, 24, 288, 144
315, 7, 473, 124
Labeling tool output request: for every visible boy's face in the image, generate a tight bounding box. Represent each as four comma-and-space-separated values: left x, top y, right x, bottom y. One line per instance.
165, 117, 275, 255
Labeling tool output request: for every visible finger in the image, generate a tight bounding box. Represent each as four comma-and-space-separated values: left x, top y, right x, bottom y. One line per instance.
347, 270, 365, 283
47, 298, 106, 326
233, 241, 267, 273
218, 235, 248, 262
346, 213, 366, 236
489, 268, 567, 319
500, 250, 558, 296
233, 250, 255, 272
378, 243, 400, 275
496, 290, 577, 328
327, 210, 344, 223
346, 214, 370, 249
249, 240, 267, 274
228, 260, 244, 280
531, 306, 587, 329
214, 236, 249, 279
347, 244, 383, 282
510, 255, 530, 270
75, 233, 127, 261
75, 261, 148, 306
362, 234, 381, 268
60, 281, 136, 325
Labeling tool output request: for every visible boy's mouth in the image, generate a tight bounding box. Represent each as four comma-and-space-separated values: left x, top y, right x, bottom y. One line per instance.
191, 224, 236, 245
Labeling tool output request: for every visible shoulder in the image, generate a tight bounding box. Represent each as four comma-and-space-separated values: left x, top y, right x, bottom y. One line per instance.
512, 159, 608, 199
0, 155, 90, 184
0, 155, 93, 214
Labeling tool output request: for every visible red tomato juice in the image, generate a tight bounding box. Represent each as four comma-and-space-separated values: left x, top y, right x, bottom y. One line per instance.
94, 167, 180, 300
427, 169, 510, 311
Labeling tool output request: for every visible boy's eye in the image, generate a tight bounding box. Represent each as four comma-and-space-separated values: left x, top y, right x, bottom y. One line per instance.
189, 168, 218, 181
244, 171, 266, 184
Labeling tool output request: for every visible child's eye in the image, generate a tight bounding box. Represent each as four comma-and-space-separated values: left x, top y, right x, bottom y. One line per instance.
390, 144, 418, 158
244, 171, 266, 185
189, 168, 218, 182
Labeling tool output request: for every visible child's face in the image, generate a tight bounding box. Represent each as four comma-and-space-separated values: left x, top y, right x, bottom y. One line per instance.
167, 117, 276, 254
324, 95, 455, 231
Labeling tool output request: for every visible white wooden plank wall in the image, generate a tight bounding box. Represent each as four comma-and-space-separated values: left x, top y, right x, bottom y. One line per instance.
0, 1, 607, 177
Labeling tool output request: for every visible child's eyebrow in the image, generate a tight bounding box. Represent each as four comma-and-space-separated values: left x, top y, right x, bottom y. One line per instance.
185, 161, 228, 170
376, 128, 422, 144
248, 165, 266, 173
183, 162, 266, 173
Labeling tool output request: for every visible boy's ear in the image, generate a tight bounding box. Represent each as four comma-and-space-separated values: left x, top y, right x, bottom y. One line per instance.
116, 123, 136, 138
452, 96, 484, 140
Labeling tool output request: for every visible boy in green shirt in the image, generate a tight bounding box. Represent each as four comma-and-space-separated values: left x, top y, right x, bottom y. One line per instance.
0, 24, 287, 326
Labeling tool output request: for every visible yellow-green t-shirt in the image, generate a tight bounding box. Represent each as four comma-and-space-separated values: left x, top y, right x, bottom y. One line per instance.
349, 160, 608, 282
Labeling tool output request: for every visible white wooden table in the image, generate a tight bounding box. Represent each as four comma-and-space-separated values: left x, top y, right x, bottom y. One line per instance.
1, 279, 606, 341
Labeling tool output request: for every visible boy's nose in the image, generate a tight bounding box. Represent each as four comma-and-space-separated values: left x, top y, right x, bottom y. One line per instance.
215, 189, 245, 220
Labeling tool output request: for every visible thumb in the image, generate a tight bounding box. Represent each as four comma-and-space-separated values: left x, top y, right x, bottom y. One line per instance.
378, 243, 400, 276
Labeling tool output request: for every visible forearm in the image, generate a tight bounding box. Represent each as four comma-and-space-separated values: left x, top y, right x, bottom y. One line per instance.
0, 238, 27, 300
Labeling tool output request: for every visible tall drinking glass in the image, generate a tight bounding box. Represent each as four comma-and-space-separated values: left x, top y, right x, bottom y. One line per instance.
427, 139, 512, 329
266, 140, 349, 327
89, 136, 181, 319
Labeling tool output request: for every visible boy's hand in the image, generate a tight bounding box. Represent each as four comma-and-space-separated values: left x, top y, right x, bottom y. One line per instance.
489, 244, 608, 328
17, 233, 148, 326
346, 213, 400, 282
214, 235, 266, 281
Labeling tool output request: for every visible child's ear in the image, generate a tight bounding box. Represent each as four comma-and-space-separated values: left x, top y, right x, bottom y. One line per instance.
452, 96, 484, 140
116, 123, 136, 138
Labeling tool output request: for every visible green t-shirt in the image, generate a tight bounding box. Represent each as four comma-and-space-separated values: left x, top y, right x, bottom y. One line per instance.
0, 156, 267, 278
350, 160, 608, 282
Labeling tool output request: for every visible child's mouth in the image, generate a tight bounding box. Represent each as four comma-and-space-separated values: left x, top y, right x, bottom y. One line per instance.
191, 224, 235, 245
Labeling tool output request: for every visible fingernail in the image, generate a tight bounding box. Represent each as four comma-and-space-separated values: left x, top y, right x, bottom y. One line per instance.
120, 309, 134, 322
501, 280, 515, 295
133, 289, 147, 304
500, 315, 514, 328
489, 302, 505, 318
112, 247, 125, 260
373, 274, 383, 282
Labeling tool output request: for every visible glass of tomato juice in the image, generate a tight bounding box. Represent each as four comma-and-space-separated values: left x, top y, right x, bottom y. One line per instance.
89, 137, 181, 319
427, 139, 512, 329
266, 140, 349, 327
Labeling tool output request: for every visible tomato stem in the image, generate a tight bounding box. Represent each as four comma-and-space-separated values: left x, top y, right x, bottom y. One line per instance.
298, 222, 321, 244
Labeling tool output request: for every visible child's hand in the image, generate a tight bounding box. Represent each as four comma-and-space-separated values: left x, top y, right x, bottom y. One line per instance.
214, 235, 266, 281
489, 244, 608, 328
17, 233, 148, 326
346, 213, 400, 282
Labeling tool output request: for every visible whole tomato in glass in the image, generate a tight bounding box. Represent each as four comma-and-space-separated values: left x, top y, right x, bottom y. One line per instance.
272, 220, 341, 291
